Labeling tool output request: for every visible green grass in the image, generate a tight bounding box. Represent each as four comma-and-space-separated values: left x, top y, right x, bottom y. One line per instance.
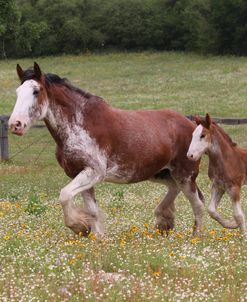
0, 52, 246, 301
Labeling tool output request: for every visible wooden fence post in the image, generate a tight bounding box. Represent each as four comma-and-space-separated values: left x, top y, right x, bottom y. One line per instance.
0, 116, 9, 161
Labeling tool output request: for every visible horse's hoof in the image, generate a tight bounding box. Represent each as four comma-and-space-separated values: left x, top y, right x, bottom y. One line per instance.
67, 223, 91, 237
155, 218, 175, 235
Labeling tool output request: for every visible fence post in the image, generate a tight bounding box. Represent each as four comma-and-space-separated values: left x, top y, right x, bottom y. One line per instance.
0, 116, 9, 161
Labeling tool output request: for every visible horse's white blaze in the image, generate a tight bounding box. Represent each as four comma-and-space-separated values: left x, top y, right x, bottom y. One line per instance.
187, 125, 209, 161
9, 80, 47, 134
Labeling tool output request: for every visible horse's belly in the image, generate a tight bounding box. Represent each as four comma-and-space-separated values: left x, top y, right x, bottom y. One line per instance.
105, 158, 170, 184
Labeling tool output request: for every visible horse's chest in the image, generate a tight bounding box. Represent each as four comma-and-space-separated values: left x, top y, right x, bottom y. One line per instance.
56, 147, 87, 178
56, 129, 108, 178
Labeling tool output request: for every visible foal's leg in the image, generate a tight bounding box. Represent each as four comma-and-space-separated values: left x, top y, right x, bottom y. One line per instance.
154, 181, 180, 234
59, 168, 104, 235
179, 181, 204, 236
229, 186, 246, 236
81, 188, 106, 237
208, 184, 238, 229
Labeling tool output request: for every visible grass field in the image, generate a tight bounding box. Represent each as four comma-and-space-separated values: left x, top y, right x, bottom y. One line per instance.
0, 52, 246, 301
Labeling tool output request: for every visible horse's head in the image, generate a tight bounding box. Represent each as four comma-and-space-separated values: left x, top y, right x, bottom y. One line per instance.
187, 113, 212, 161
9, 62, 48, 136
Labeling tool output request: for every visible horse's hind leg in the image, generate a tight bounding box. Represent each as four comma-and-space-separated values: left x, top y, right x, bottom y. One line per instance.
179, 180, 204, 236
154, 179, 180, 234
229, 186, 246, 236
81, 188, 106, 237
208, 184, 238, 229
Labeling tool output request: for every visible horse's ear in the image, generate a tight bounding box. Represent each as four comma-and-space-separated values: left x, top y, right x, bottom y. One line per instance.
205, 113, 212, 129
193, 115, 202, 126
34, 62, 42, 79
16, 64, 24, 81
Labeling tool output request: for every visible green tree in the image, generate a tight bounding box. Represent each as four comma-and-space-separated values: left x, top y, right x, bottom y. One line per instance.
211, 0, 247, 55
0, 0, 20, 58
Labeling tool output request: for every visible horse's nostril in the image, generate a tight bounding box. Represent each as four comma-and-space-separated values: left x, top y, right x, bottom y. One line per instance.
16, 120, 22, 127
190, 154, 193, 158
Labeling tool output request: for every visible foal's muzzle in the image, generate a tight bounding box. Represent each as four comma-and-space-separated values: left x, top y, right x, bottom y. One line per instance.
9, 120, 27, 136
187, 152, 199, 161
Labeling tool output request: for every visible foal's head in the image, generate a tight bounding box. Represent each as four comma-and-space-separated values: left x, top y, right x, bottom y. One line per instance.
187, 113, 212, 161
9, 62, 48, 136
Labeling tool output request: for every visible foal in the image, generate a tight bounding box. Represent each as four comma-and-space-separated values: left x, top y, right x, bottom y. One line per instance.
9, 62, 204, 237
187, 114, 246, 235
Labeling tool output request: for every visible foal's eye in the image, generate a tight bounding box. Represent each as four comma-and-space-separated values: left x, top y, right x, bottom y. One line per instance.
33, 90, 39, 96
200, 134, 205, 139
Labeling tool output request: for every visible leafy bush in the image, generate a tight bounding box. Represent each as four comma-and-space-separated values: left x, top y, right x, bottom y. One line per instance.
1, 0, 247, 57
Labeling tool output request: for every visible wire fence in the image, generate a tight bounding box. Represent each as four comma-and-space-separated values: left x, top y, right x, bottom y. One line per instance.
1, 115, 247, 163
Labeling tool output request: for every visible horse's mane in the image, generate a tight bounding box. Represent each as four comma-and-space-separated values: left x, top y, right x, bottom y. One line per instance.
21, 68, 93, 99
212, 122, 237, 147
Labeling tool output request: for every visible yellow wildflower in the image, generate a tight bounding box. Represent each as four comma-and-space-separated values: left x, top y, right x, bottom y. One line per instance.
176, 232, 184, 239
120, 239, 126, 248
223, 236, 230, 241
142, 230, 149, 237
209, 229, 216, 236
152, 271, 161, 278
169, 251, 175, 257
68, 259, 76, 265
17, 230, 23, 236
191, 237, 199, 244
155, 228, 162, 235
130, 225, 138, 233
4, 235, 11, 241
88, 233, 97, 241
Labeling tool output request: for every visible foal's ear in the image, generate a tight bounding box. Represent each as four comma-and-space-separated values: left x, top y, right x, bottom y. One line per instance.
205, 113, 212, 129
34, 62, 42, 80
16, 64, 24, 81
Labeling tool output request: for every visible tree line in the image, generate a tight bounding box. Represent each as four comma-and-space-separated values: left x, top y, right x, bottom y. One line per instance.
1, 0, 247, 58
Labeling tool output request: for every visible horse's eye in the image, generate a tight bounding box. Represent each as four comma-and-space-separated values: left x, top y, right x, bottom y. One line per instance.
33, 90, 39, 96
200, 134, 205, 139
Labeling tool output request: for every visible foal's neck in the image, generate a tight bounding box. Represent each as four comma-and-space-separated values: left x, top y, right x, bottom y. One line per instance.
208, 128, 234, 164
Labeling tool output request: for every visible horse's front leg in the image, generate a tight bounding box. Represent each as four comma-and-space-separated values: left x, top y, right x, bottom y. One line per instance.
59, 168, 104, 236
81, 188, 106, 238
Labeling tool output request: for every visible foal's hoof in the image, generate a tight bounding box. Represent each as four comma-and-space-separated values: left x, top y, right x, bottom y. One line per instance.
67, 223, 91, 237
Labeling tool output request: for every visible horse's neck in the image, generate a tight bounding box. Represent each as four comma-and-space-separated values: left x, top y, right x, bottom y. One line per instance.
44, 93, 87, 147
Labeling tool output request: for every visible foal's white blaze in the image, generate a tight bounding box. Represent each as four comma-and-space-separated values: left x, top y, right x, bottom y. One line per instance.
9, 80, 47, 135
187, 125, 209, 161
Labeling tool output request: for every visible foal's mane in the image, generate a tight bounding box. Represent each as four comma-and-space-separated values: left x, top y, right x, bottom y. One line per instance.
21, 68, 93, 99
212, 122, 237, 147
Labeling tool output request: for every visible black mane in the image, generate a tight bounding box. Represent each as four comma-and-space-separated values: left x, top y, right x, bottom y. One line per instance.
21, 68, 93, 99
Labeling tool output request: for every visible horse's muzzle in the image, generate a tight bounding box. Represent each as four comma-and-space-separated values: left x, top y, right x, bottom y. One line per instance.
9, 120, 27, 136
